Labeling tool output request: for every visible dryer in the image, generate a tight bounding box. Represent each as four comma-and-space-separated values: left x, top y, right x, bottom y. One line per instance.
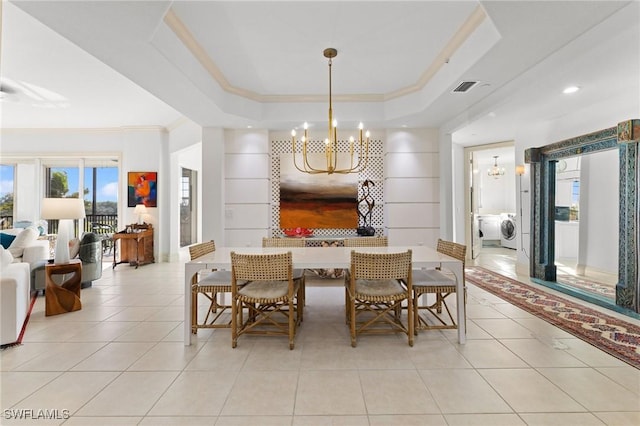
500, 213, 517, 249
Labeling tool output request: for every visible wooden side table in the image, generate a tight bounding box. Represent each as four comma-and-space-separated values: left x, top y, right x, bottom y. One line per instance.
45, 259, 82, 316
112, 227, 154, 269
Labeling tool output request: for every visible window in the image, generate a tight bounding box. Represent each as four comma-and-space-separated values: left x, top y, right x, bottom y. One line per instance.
0, 164, 15, 229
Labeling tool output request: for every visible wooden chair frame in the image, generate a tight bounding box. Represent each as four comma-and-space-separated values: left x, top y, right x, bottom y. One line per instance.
231, 251, 303, 350
412, 239, 466, 331
189, 241, 233, 333
345, 250, 413, 347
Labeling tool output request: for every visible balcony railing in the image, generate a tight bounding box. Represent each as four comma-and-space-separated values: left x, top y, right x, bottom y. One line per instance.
0, 215, 118, 235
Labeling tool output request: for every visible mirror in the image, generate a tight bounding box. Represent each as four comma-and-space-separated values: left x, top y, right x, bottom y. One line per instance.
553, 150, 618, 302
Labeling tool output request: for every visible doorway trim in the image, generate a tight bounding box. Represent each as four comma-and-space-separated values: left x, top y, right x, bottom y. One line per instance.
464, 141, 515, 260
525, 120, 640, 312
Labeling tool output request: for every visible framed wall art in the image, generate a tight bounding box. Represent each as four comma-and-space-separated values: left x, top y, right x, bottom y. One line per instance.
128, 171, 157, 207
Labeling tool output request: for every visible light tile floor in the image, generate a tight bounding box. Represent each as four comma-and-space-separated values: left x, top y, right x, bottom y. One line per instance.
1, 249, 639, 425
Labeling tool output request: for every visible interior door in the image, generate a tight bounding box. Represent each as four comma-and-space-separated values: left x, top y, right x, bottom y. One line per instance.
470, 152, 482, 259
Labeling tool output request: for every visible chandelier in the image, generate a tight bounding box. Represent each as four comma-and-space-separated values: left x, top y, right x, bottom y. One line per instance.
488, 156, 505, 178
291, 48, 370, 174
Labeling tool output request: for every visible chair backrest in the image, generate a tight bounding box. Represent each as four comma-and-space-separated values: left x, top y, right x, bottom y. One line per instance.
231, 251, 292, 282
343, 236, 388, 247
189, 240, 216, 261
350, 250, 412, 281
436, 239, 466, 264
436, 239, 466, 281
262, 237, 306, 247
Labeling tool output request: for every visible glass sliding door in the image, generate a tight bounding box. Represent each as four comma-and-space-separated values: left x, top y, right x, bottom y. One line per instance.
180, 168, 196, 247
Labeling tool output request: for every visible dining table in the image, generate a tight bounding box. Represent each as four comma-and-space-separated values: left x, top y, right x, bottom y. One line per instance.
183, 245, 466, 345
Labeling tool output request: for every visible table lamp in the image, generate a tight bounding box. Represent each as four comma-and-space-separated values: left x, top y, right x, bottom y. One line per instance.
41, 198, 86, 264
134, 204, 147, 225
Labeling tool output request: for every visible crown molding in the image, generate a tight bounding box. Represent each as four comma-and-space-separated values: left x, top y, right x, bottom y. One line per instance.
164, 5, 486, 104
1, 126, 168, 134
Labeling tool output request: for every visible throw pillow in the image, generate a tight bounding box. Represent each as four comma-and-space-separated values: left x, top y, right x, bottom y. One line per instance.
0, 232, 16, 249
69, 238, 81, 259
7, 226, 39, 258
0, 245, 13, 267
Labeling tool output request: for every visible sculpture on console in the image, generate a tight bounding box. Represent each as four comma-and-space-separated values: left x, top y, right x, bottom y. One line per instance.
357, 179, 375, 236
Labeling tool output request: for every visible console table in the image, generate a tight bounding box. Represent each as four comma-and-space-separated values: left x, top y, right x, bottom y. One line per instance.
113, 227, 154, 269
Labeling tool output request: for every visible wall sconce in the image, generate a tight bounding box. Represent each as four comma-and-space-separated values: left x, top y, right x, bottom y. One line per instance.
515, 164, 529, 258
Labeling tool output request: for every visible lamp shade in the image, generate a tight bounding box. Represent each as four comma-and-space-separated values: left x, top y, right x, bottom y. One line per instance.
40, 198, 85, 264
133, 204, 148, 215
41, 198, 86, 220
515, 164, 526, 176
134, 204, 147, 225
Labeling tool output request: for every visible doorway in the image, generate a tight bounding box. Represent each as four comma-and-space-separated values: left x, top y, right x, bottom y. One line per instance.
465, 142, 516, 261
180, 168, 197, 247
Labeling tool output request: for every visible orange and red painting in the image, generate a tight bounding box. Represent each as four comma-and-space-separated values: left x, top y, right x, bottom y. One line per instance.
128, 172, 157, 207
279, 154, 357, 229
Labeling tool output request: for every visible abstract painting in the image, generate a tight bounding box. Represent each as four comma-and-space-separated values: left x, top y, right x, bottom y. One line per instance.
279, 153, 358, 229
128, 171, 157, 207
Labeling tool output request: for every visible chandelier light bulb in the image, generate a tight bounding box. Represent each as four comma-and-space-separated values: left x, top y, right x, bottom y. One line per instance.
332, 119, 338, 128
358, 122, 364, 130
365, 130, 371, 138
324, 138, 330, 146
303, 122, 308, 130
291, 129, 296, 137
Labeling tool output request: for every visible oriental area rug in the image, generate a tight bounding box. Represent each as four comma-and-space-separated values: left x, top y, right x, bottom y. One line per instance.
465, 266, 640, 369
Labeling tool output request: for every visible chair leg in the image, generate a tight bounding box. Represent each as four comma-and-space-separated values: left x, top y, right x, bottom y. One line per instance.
350, 294, 357, 348
191, 288, 198, 334
231, 297, 238, 348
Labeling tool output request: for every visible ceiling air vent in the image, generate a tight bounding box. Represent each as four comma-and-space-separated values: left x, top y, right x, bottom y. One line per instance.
452, 81, 478, 93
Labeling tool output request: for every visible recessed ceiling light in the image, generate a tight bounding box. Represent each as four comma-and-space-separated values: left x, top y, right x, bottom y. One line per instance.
247, 125, 253, 128
563, 86, 580, 94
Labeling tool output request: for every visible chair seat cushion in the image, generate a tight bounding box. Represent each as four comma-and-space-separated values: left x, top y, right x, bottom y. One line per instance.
412, 269, 455, 287
355, 279, 406, 298
238, 280, 299, 302
198, 270, 233, 285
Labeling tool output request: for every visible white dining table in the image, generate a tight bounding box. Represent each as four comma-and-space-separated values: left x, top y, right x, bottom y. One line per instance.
183, 245, 466, 345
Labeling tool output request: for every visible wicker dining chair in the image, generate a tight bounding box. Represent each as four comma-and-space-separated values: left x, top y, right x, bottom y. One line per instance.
343, 236, 388, 247
189, 241, 235, 333
345, 249, 413, 347
231, 251, 303, 350
412, 239, 466, 331
262, 237, 306, 308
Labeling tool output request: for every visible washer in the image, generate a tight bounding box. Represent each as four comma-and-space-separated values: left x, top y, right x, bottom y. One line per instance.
500, 213, 517, 249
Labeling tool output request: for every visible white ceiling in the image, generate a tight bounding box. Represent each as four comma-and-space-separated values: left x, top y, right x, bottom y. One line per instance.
1, 1, 638, 146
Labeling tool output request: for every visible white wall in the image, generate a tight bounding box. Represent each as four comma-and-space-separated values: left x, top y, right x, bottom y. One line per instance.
577, 149, 618, 274
386, 128, 440, 247
224, 129, 270, 247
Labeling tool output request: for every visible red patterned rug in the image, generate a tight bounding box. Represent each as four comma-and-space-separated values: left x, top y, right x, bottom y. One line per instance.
465, 266, 640, 369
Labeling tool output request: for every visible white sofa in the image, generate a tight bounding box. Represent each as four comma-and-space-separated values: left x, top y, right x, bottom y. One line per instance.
1, 256, 30, 345
1, 227, 49, 268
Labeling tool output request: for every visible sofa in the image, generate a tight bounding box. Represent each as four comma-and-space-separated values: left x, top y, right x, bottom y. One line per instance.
0, 247, 30, 345
0, 226, 49, 268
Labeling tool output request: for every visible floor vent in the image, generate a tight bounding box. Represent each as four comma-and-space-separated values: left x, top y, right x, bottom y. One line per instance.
452, 81, 478, 93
